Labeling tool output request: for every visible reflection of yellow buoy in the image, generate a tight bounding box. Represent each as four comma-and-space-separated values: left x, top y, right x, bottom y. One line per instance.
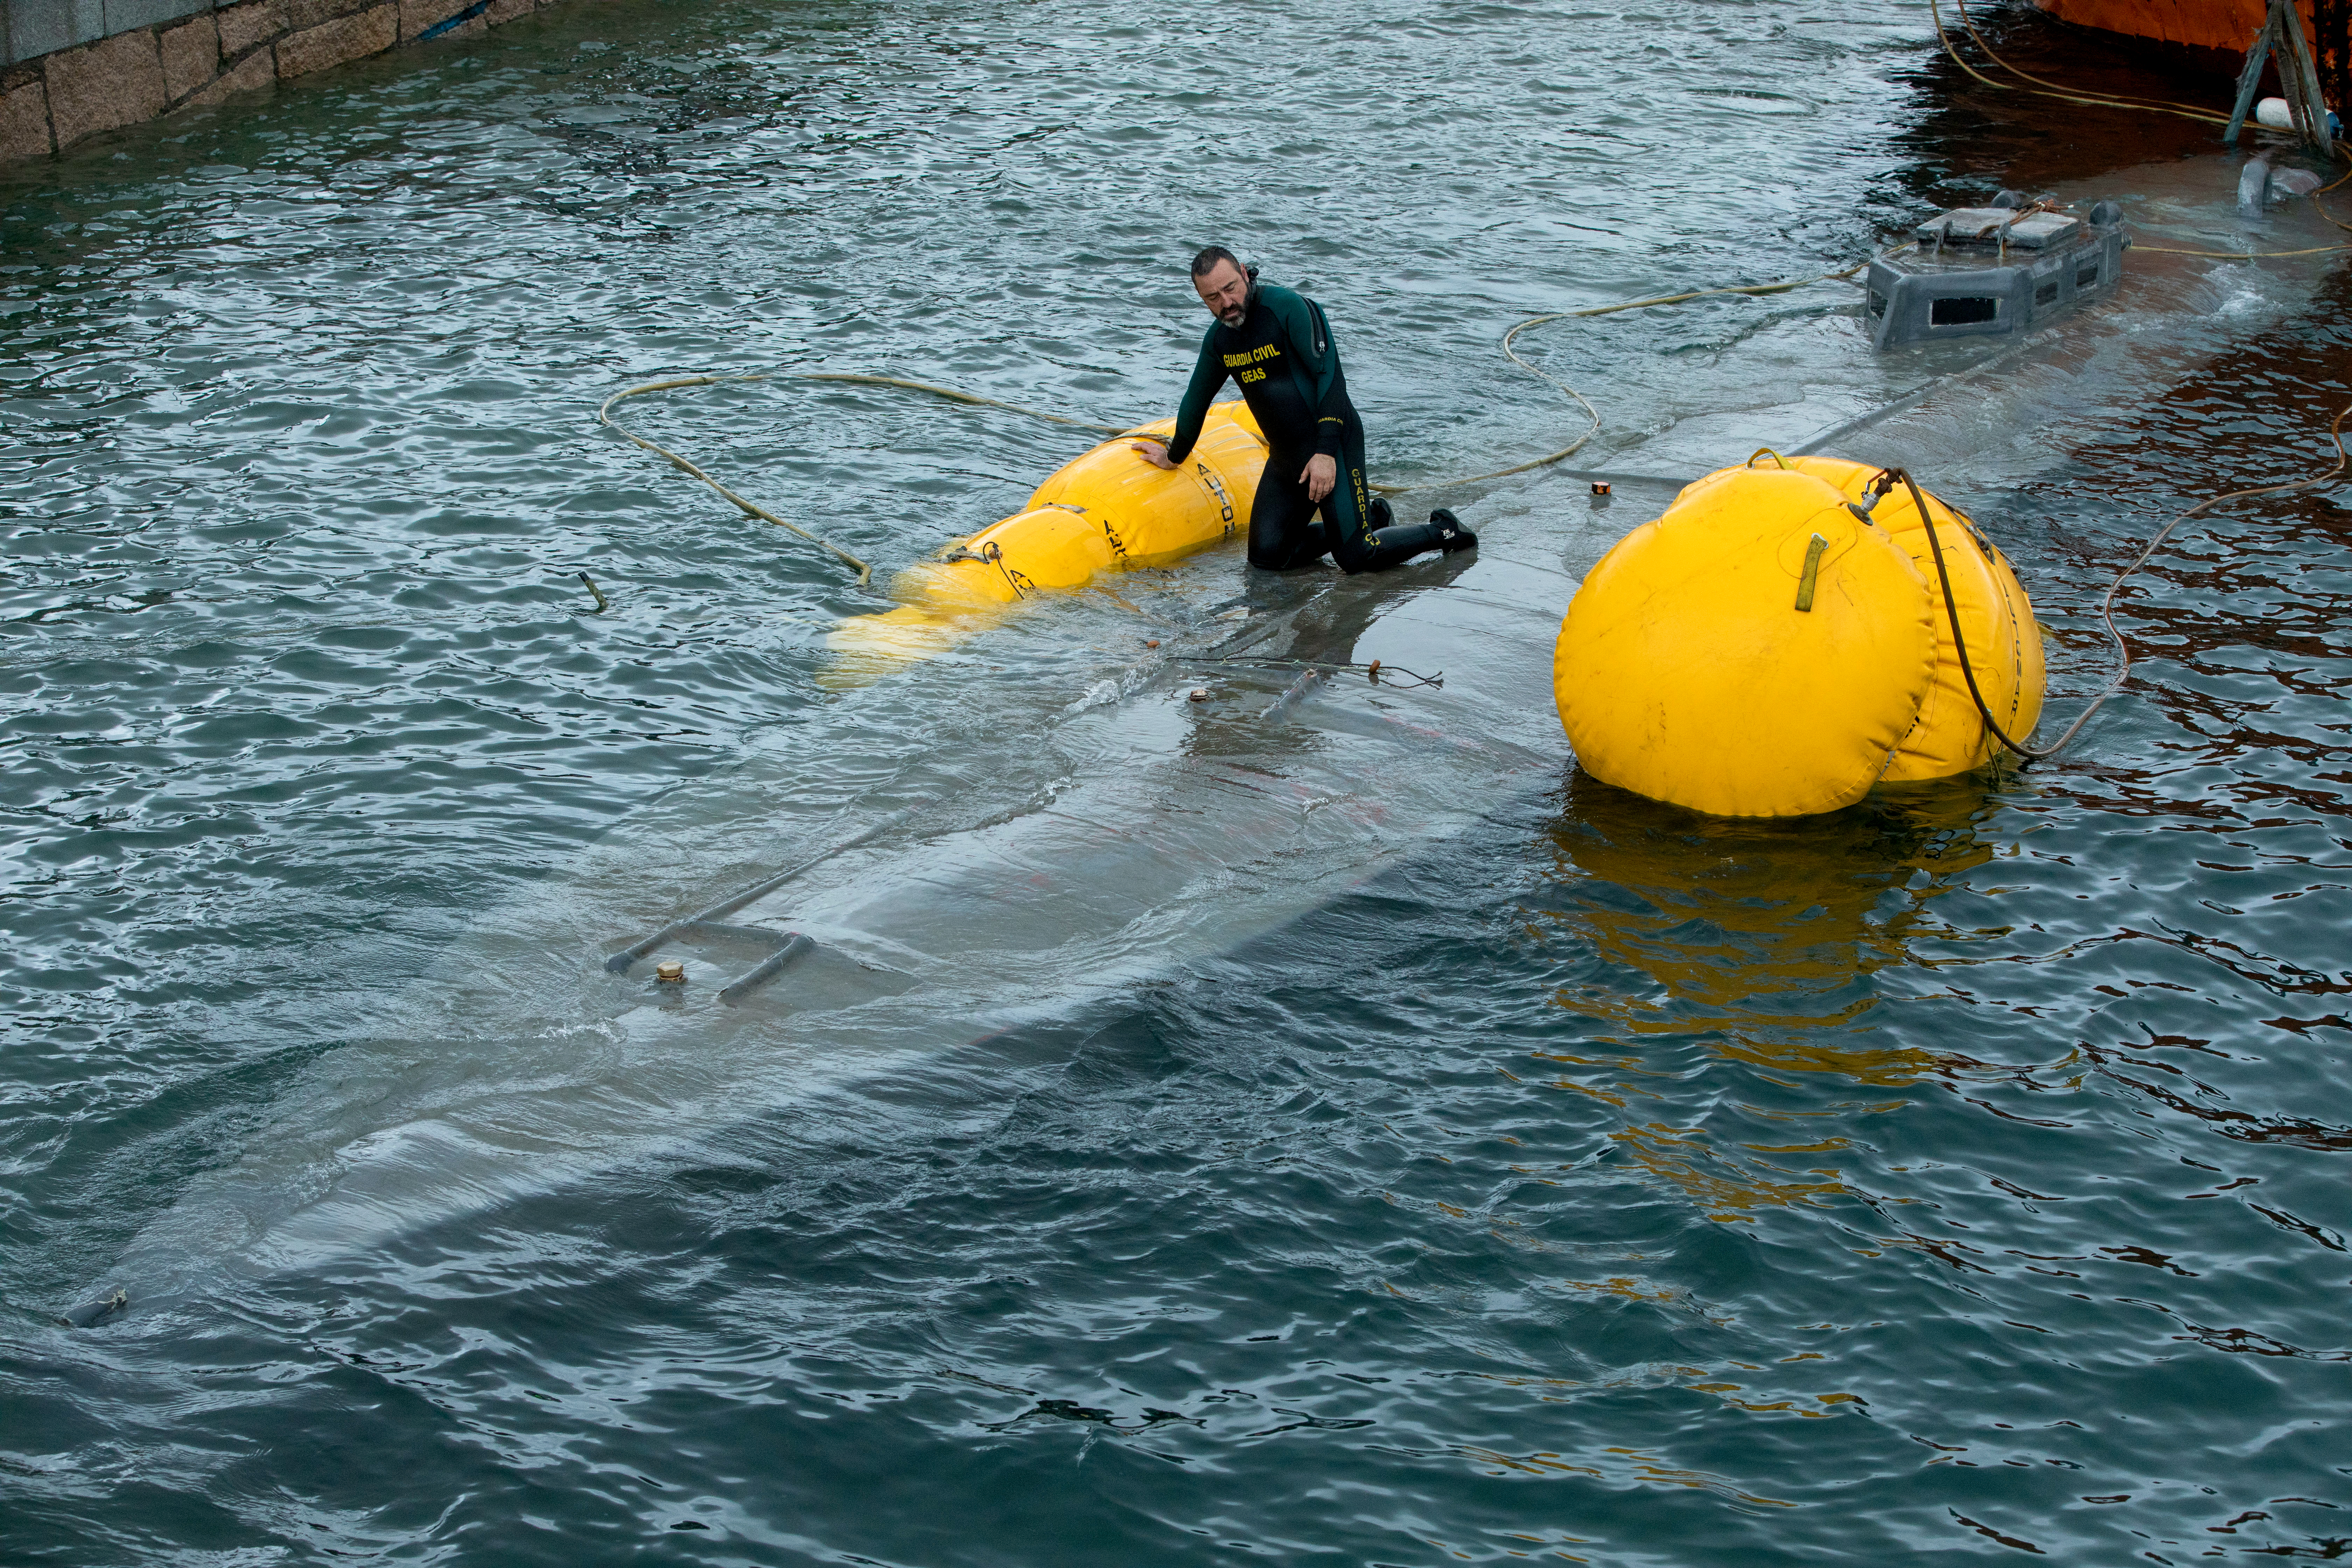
1537, 769, 1993, 1086
826, 401, 1268, 683
1553, 454, 2044, 818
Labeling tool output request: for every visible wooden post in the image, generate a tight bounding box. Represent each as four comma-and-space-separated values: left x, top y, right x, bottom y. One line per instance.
2225, 1, 2282, 144
2224, 0, 2338, 155
2275, 0, 2338, 152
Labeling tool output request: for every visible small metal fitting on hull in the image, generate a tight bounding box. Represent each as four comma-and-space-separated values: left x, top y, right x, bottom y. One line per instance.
611, 922, 817, 1005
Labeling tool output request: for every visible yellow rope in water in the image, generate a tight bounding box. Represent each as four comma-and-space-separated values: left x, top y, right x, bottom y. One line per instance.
598, 372, 1135, 587
794, 372, 1123, 434
2026, 401, 2352, 758
599, 374, 873, 585
2136, 241, 2352, 257
1944, 0, 2231, 124
1372, 258, 1879, 496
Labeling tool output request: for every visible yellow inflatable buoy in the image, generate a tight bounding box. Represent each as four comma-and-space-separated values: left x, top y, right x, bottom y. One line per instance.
826, 401, 1268, 681
1554, 454, 2044, 817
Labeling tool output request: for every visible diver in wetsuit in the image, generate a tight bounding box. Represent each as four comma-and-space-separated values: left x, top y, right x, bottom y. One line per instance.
1134, 247, 1475, 573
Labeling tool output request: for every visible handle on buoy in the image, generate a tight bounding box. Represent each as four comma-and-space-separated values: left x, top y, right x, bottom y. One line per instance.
1794, 533, 1828, 612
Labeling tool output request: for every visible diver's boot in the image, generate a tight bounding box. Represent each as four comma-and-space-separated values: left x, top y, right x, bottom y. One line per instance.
1354, 522, 1447, 569
1357, 509, 1477, 568
1429, 507, 1477, 552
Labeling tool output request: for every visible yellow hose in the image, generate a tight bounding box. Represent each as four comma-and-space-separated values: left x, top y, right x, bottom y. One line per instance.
1942, 0, 2231, 124
599, 371, 1157, 585
2135, 242, 2352, 257
2029, 401, 2352, 759
1376, 257, 1880, 495
598, 374, 872, 586
792, 372, 1123, 434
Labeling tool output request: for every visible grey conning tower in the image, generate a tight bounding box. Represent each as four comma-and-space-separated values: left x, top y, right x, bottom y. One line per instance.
1865, 196, 2126, 351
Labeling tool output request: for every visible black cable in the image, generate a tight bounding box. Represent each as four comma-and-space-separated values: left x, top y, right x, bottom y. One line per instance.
1884, 468, 2048, 763
1874, 405, 2352, 768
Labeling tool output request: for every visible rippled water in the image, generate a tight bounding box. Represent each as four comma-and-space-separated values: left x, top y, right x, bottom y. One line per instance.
6, 0, 2352, 1561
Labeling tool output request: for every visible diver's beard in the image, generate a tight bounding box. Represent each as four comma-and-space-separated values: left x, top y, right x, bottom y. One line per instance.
1216, 287, 1252, 328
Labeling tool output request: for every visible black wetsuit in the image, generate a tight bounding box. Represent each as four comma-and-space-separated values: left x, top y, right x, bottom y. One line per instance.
1163, 284, 1454, 574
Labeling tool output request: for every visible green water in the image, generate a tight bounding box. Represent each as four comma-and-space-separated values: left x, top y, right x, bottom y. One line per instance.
5, 0, 2352, 1562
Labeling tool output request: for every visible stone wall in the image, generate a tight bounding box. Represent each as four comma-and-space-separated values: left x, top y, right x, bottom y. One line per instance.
0, 0, 567, 162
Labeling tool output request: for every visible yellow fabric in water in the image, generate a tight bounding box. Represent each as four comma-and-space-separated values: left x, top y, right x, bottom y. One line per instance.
1554, 458, 2043, 818
826, 401, 1268, 682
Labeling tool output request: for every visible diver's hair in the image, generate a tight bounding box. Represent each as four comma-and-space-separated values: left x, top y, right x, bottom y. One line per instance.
1190, 245, 1244, 280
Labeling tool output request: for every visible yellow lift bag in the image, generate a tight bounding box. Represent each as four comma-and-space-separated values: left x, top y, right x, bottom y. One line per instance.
828, 402, 1268, 680
1554, 455, 2044, 818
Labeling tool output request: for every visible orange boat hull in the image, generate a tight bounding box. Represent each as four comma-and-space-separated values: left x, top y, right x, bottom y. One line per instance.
2030, 0, 2312, 55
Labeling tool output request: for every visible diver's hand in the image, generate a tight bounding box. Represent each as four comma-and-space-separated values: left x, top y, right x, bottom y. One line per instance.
1133, 440, 1176, 470
1301, 453, 1337, 503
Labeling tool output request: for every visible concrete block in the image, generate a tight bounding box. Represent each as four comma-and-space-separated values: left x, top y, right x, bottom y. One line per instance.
273, 0, 390, 76
396, 0, 467, 41
180, 37, 266, 105
101, 0, 206, 33
284, 0, 375, 30
0, 70, 51, 157
157, 10, 214, 99
214, 0, 282, 59
43, 25, 164, 147
9, 0, 108, 62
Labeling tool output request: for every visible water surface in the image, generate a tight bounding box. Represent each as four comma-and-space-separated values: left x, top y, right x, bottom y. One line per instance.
4, 0, 2351, 1562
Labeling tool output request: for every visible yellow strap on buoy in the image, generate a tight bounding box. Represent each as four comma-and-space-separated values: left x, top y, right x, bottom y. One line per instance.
1793, 533, 1828, 612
